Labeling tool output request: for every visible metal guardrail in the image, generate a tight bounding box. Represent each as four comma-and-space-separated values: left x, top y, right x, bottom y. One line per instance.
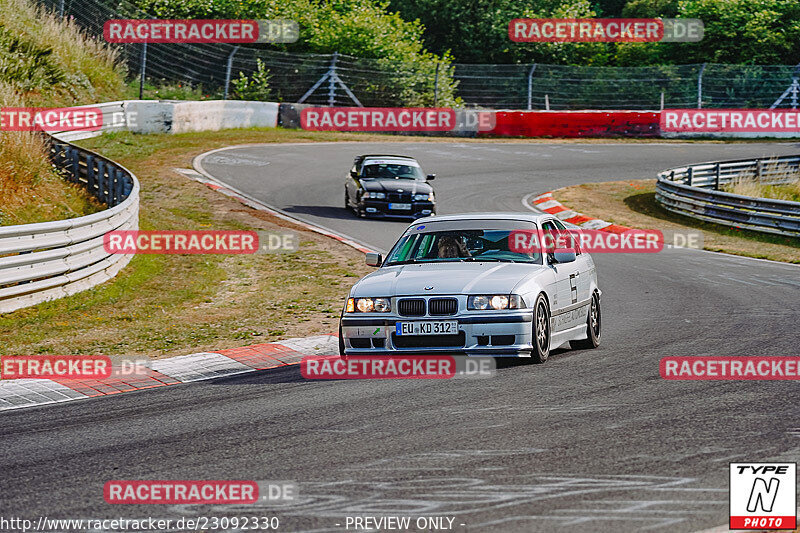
655, 155, 800, 237
0, 132, 139, 314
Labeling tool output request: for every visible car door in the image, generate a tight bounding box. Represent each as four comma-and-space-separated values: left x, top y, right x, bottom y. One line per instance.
553, 219, 592, 305
346, 162, 360, 206
541, 220, 576, 330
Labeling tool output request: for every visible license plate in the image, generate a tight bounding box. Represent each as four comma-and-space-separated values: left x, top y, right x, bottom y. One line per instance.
388, 203, 412, 210
396, 321, 458, 336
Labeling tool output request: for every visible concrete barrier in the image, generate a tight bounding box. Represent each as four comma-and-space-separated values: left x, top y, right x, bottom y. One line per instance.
171, 101, 279, 133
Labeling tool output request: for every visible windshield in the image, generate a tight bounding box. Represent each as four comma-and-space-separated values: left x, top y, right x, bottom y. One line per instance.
362, 163, 425, 180
384, 229, 542, 265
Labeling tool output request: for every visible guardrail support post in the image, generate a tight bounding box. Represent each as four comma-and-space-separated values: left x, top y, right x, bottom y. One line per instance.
328, 52, 338, 107
96, 159, 106, 204
714, 163, 720, 189
687, 166, 693, 186
71, 149, 79, 182
86, 155, 95, 195
527, 64, 537, 110
139, 42, 148, 100
223, 45, 240, 100
697, 63, 706, 109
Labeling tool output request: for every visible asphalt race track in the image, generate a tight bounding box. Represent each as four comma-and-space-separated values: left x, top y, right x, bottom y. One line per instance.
2, 141, 800, 532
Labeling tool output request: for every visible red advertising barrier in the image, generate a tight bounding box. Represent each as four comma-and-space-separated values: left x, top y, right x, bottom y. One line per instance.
662, 109, 800, 133
481, 110, 661, 138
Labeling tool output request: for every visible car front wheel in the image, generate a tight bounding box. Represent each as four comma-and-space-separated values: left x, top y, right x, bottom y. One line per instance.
531, 293, 550, 363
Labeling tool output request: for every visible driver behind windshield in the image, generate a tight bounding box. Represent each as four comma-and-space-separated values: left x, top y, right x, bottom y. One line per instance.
436, 235, 470, 258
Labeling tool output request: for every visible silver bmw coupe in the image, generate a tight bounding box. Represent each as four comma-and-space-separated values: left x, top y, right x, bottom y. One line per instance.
339, 213, 602, 363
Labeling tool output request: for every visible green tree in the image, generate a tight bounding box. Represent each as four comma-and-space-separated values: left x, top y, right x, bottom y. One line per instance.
388, 0, 613, 65
673, 0, 800, 64
231, 58, 273, 100
130, 0, 459, 105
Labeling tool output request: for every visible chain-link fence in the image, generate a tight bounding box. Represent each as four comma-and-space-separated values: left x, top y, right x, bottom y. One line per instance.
41, 0, 800, 110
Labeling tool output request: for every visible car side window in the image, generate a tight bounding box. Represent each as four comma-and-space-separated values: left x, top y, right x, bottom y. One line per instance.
552, 219, 581, 254
541, 221, 557, 258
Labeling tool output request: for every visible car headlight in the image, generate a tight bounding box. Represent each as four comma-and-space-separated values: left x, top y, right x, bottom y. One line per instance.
468, 294, 525, 310
413, 193, 433, 202
347, 297, 391, 313
363, 192, 386, 199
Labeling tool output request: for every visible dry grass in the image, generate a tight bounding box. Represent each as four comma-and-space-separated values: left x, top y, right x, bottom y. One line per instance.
0, 0, 127, 226
0, 128, 377, 357
0, 0, 126, 106
554, 180, 800, 263
723, 163, 800, 202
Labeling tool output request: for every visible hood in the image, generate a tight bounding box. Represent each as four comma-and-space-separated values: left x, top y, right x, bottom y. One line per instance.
351, 262, 545, 297
362, 179, 431, 195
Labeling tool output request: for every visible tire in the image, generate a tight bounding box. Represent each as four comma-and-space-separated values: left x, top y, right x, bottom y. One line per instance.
344, 189, 351, 211
339, 324, 346, 357
572, 290, 601, 350
530, 293, 551, 364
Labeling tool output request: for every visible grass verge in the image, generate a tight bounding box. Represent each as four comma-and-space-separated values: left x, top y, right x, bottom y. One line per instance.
0, 128, 391, 357
723, 175, 800, 203
553, 180, 800, 263
0, 0, 127, 226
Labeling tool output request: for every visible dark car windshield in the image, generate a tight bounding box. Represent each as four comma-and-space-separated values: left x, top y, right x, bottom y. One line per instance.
384, 229, 542, 265
362, 163, 425, 180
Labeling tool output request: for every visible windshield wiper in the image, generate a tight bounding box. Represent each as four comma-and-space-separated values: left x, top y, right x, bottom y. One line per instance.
386, 259, 422, 265
463, 257, 519, 263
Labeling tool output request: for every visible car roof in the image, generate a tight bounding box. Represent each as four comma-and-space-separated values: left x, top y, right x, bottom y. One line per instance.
410, 212, 554, 225
359, 154, 417, 160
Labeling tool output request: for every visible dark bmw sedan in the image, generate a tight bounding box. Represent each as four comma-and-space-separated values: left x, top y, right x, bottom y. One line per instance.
344, 154, 436, 219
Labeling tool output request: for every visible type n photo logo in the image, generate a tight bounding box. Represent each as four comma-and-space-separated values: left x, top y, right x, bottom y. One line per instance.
730, 463, 797, 530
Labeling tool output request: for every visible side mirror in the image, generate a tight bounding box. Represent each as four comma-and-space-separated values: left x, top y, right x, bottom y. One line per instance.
552, 249, 576, 264
365, 252, 383, 267
426, 174, 436, 181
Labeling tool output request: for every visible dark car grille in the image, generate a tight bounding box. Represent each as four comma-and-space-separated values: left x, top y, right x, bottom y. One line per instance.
387, 192, 413, 203
393, 332, 465, 348
428, 297, 458, 315
398, 298, 426, 316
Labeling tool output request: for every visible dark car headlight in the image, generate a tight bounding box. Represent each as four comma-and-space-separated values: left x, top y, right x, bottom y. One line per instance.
468, 294, 525, 310
363, 192, 386, 199
347, 297, 391, 313
413, 193, 434, 202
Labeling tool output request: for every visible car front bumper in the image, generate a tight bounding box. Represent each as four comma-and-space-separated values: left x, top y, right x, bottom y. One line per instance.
340, 312, 534, 356
361, 200, 435, 218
